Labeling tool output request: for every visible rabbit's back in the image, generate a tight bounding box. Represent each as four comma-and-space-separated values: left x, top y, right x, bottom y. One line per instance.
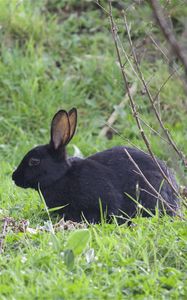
86, 146, 179, 216
89, 146, 162, 170
89, 146, 173, 183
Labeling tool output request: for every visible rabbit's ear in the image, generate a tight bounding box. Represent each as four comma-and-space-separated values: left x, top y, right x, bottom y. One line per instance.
50, 110, 70, 150
68, 108, 77, 143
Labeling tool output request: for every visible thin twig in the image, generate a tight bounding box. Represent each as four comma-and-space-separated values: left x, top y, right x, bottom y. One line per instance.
124, 148, 183, 218
154, 65, 182, 101
100, 123, 148, 154
148, 34, 186, 88
123, 13, 186, 165
94, 0, 109, 15
99, 83, 137, 137
137, 116, 170, 145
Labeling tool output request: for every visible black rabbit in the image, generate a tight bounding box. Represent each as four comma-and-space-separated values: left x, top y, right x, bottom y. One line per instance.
12, 108, 179, 223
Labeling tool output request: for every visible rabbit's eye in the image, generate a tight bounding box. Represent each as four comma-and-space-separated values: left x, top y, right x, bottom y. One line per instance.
28, 158, 40, 167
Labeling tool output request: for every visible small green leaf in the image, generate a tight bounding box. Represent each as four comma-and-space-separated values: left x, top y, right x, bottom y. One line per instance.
64, 249, 74, 269
48, 204, 69, 212
65, 229, 90, 256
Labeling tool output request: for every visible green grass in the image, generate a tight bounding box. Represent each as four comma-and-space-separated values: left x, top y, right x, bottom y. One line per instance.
0, 217, 187, 299
0, 1, 187, 299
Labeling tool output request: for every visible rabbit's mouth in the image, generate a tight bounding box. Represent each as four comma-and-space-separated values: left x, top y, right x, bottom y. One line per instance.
12, 177, 29, 189
12, 171, 30, 189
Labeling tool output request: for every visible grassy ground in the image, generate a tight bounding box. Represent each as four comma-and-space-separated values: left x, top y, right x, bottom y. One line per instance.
0, 1, 187, 299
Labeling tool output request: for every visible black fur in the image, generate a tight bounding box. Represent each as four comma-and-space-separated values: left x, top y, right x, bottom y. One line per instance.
12, 108, 179, 223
